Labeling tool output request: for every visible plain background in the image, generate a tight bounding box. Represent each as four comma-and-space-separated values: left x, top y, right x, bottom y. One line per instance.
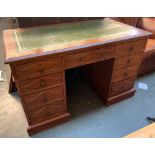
0, 0, 155, 154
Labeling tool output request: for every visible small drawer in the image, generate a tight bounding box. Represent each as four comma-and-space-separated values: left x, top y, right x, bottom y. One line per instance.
110, 77, 136, 96
15, 57, 62, 79
63, 46, 116, 69
115, 52, 142, 69
23, 86, 64, 110
27, 100, 66, 124
112, 65, 138, 83
117, 39, 146, 56
20, 72, 63, 95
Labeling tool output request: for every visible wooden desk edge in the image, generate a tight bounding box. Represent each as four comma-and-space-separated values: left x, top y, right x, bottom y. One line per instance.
4, 34, 151, 65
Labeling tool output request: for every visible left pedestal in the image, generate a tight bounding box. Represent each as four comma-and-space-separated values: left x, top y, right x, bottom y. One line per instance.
9, 57, 70, 136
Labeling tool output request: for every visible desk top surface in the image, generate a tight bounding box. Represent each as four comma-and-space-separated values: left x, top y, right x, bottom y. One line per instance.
3, 18, 151, 63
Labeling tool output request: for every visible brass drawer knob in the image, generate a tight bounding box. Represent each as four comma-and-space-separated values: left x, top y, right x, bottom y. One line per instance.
39, 68, 44, 73
40, 79, 45, 88
38, 64, 44, 73
128, 47, 134, 51
78, 57, 82, 62
121, 86, 124, 89
45, 109, 51, 116
100, 53, 104, 57
127, 59, 131, 64
124, 72, 128, 77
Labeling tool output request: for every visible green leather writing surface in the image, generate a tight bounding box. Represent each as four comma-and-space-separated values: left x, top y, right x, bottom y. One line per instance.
13, 18, 137, 52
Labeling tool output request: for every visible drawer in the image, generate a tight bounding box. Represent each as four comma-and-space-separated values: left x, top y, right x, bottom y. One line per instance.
112, 65, 138, 83
117, 39, 146, 56
110, 77, 136, 96
15, 57, 62, 79
23, 86, 64, 110
20, 72, 63, 95
27, 100, 66, 124
63, 46, 116, 69
115, 52, 142, 69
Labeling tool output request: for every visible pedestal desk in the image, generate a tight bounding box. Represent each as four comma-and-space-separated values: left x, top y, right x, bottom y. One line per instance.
3, 18, 151, 135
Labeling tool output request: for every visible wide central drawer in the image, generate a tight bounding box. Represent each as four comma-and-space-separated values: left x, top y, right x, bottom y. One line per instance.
27, 100, 66, 124
112, 65, 138, 82
23, 86, 64, 110
20, 72, 63, 95
63, 46, 116, 69
15, 57, 62, 79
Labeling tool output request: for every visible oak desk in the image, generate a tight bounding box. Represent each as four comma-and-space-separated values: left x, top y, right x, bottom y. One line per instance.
3, 18, 151, 135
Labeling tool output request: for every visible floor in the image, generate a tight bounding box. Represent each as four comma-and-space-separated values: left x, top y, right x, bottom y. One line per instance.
0, 18, 29, 138
0, 18, 155, 138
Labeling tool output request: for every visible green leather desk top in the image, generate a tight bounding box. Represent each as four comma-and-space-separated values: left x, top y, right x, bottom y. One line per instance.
3, 18, 151, 63
13, 18, 137, 52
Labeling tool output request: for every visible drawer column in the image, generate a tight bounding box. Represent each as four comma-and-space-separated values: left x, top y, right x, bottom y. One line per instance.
106, 39, 147, 105
26, 70, 70, 135
10, 58, 71, 136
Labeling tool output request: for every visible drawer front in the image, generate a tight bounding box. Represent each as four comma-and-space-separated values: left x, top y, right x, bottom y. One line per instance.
112, 65, 138, 83
23, 86, 64, 110
110, 77, 136, 96
20, 72, 63, 95
117, 39, 146, 56
15, 57, 62, 79
115, 52, 142, 69
63, 46, 116, 69
27, 100, 66, 124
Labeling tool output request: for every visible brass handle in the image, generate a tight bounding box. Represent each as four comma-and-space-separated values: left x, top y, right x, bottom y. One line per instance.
45, 109, 51, 116
38, 64, 44, 73
42, 93, 47, 103
121, 86, 124, 89
127, 59, 131, 64
124, 72, 128, 77
100, 52, 104, 57
128, 47, 134, 51
40, 79, 45, 88
78, 57, 82, 62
